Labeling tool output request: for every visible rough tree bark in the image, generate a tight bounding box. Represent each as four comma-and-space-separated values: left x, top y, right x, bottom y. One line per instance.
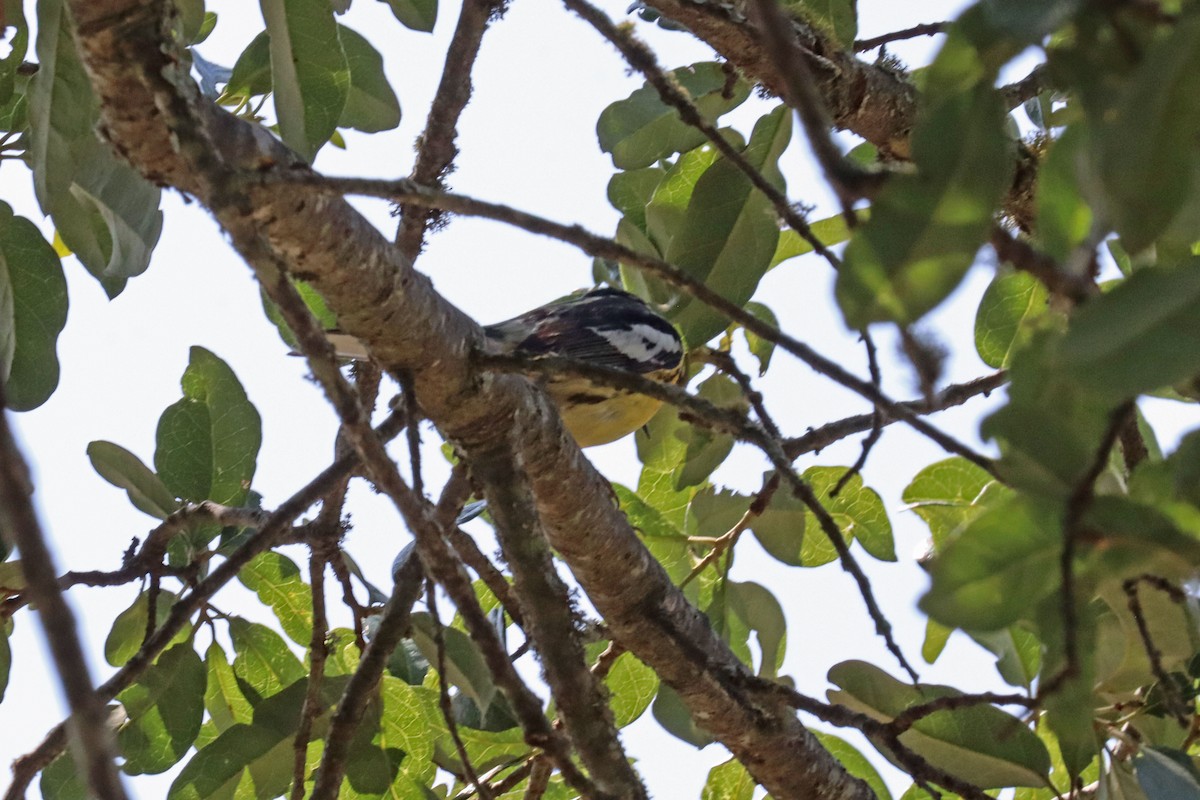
65, 1, 876, 798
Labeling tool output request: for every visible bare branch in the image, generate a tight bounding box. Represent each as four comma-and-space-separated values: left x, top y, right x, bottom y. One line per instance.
0, 389, 128, 800
395, 0, 509, 257
854, 21, 949, 52
5, 411, 409, 800
475, 450, 647, 799
269, 171, 998, 474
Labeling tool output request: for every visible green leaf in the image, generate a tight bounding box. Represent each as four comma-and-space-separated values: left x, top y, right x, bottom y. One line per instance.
902, 457, 1006, 549
1059, 259, 1200, 400
239, 552, 314, 646
970, 624, 1042, 689
1036, 124, 1093, 262
608, 167, 666, 232
1137, 747, 1200, 800
204, 642, 254, 734
226, 31, 272, 99
1036, 594, 1100, 777
155, 346, 262, 507
105, 590, 186, 667
27, 0, 162, 297
975, 270, 1049, 369
169, 676, 348, 800
837, 82, 1010, 327
754, 467, 894, 566
795, 0, 857, 49
652, 681, 713, 747
701, 757, 755, 800
261, 278, 339, 351
40, 754, 87, 800
118, 643, 206, 775
87, 441, 179, 519
749, 482, 809, 566
597, 62, 750, 170
409, 612, 497, 711
922, 619, 951, 665
337, 24, 401, 132
0, 0, 28, 108
920, 495, 1061, 631
673, 373, 744, 489
0, 560, 26, 592
828, 659, 1051, 788
739, 301, 778, 375
177, 0, 206, 44
379, 0, 437, 32
0, 201, 68, 410
666, 106, 791, 345
1096, 15, 1200, 253
768, 214, 855, 270
727, 581, 786, 678
811, 731, 894, 800
260, 0, 351, 161
229, 618, 306, 701
604, 651, 659, 728
983, 331, 1116, 496
379, 677, 438, 777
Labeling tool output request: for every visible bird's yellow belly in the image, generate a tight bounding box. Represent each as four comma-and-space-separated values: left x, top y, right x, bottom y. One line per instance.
557, 392, 664, 448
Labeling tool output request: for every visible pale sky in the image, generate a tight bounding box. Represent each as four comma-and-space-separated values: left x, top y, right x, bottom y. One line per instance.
4, 1, 1197, 797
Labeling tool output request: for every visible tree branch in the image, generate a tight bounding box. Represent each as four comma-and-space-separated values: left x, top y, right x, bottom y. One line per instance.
63, 4, 876, 795
0, 388, 128, 800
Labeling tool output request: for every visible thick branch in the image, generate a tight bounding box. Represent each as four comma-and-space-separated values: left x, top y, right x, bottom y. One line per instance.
65, 3, 874, 797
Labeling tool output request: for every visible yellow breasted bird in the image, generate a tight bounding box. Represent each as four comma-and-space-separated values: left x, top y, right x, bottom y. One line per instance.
328, 287, 685, 447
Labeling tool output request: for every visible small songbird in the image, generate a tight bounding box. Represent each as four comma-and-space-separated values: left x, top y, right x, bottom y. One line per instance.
328, 287, 686, 447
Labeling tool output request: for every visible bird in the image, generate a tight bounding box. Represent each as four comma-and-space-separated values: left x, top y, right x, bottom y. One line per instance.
327, 286, 686, 448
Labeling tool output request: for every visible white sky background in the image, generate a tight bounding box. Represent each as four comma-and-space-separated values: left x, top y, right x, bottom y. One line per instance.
4, 0, 1200, 797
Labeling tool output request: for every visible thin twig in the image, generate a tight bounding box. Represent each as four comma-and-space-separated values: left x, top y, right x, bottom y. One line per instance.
746, 0, 885, 209
429, 581, 494, 799
5, 412, 409, 800
260, 171, 999, 474
854, 21, 948, 52
478, 350, 917, 679
0, 387, 128, 800
292, 551, 330, 800
254, 233, 601, 799
473, 449, 647, 799
563, 0, 841, 268
833, 331, 883, 496
1041, 402, 1134, 697
1123, 575, 1190, 726
395, 0, 509, 257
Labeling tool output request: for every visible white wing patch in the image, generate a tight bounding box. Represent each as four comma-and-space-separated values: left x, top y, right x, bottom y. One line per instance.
593, 323, 681, 364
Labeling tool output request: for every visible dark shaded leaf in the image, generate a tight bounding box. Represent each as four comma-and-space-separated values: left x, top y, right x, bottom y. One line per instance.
155, 346, 262, 507
87, 441, 179, 519
118, 643, 206, 774
379, 0, 437, 32
0, 201, 67, 410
